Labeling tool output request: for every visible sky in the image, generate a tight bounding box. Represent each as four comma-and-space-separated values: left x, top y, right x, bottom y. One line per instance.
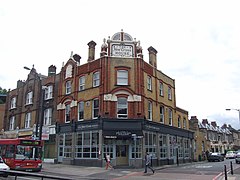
1, 0, 240, 129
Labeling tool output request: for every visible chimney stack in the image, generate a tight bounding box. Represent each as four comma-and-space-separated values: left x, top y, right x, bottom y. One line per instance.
87, 40, 96, 62
148, 46, 158, 68
48, 65, 56, 76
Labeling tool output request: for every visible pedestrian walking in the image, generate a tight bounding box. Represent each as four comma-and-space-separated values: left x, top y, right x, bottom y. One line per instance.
144, 152, 154, 174
105, 153, 114, 170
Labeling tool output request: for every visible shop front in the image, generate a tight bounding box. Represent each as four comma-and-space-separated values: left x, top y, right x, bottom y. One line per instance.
56, 118, 194, 167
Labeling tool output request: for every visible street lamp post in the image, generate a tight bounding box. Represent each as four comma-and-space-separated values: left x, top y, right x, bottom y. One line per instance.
226, 108, 240, 129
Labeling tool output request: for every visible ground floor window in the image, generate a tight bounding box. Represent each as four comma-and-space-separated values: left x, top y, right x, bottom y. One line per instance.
64, 133, 72, 158
178, 137, 183, 158
159, 134, 167, 159
144, 132, 157, 158
184, 138, 190, 158
131, 138, 142, 159
75, 131, 99, 159
169, 135, 176, 158
103, 139, 114, 159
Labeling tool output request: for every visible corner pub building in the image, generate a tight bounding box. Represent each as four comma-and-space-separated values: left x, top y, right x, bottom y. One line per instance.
56, 31, 194, 168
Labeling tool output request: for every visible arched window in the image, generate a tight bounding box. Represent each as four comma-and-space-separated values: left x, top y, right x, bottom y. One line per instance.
117, 97, 127, 118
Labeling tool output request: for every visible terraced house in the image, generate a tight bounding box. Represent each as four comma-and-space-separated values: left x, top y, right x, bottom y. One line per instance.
56, 31, 194, 167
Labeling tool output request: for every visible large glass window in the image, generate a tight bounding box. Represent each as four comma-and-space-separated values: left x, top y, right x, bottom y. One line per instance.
131, 138, 142, 159
92, 99, 99, 119
159, 134, 168, 159
25, 112, 31, 128
9, 116, 15, 130
144, 132, 157, 158
93, 71, 100, 87
75, 131, 99, 159
44, 85, 53, 100
64, 133, 72, 158
10, 97, 16, 109
147, 76, 152, 91
160, 106, 164, 123
65, 104, 71, 123
117, 70, 128, 85
78, 101, 84, 121
117, 97, 127, 118
178, 137, 183, 158
66, 81, 71, 94
184, 138, 190, 158
26, 91, 33, 105
44, 108, 52, 125
103, 139, 114, 159
169, 135, 176, 158
148, 101, 152, 121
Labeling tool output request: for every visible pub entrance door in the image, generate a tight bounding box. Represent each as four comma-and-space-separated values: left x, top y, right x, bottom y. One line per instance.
116, 140, 129, 166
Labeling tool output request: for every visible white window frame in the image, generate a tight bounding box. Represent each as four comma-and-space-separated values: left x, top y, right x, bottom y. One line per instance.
44, 108, 52, 126
92, 99, 99, 119
183, 118, 186, 129
79, 76, 85, 91
9, 116, 15, 130
78, 101, 84, 121
117, 70, 128, 85
147, 76, 152, 90
66, 81, 71, 94
25, 112, 31, 128
10, 97, 16, 109
178, 116, 181, 128
168, 87, 172, 100
65, 104, 71, 123
93, 71, 100, 87
160, 106, 164, 123
168, 108, 172, 126
159, 82, 164, 96
148, 101, 152, 121
45, 85, 53, 100
117, 97, 128, 119
26, 91, 33, 105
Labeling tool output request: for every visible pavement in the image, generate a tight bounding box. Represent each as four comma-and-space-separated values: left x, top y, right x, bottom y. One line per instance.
40, 161, 240, 180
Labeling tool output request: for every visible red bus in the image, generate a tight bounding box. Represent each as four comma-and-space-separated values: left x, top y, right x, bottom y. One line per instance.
0, 138, 43, 172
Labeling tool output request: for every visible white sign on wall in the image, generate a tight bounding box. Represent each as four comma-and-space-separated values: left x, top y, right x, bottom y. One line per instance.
111, 44, 133, 57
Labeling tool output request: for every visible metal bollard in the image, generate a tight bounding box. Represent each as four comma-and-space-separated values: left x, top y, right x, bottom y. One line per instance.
230, 161, 233, 175
224, 165, 227, 180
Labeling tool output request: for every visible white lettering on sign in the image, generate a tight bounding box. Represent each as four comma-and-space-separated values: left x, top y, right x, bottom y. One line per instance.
111, 44, 133, 57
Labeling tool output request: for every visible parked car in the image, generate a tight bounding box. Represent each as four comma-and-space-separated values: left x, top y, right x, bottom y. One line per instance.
0, 156, 10, 177
236, 153, 240, 164
208, 152, 224, 162
225, 151, 236, 159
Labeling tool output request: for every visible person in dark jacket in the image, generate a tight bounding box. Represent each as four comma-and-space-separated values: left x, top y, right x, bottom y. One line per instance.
144, 152, 154, 174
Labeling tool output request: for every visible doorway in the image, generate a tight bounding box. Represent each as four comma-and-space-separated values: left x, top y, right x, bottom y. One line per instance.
116, 145, 128, 166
